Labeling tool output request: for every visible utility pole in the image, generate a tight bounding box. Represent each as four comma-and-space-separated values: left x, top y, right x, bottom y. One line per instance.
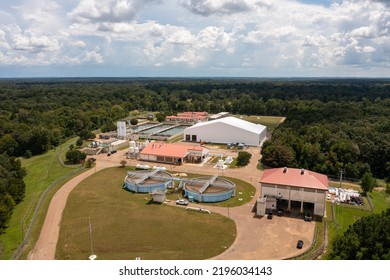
339, 168, 345, 188
89, 216, 97, 260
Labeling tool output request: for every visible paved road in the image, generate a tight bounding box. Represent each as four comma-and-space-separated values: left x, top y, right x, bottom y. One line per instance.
29, 144, 314, 260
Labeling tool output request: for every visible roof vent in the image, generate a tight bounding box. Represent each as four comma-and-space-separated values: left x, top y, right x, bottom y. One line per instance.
283, 167, 288, 173
300, 168, 305, 175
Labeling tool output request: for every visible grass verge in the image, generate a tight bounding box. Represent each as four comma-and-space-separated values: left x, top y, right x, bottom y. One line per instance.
0, 137, 86, 260
56, 167, 236, 260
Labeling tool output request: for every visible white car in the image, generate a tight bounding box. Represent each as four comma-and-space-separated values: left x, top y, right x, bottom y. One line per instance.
326, 194, 331, 200
176, 199, 189, 206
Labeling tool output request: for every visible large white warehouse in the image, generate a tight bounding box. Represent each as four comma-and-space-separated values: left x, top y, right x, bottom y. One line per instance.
183, 116, 267, 146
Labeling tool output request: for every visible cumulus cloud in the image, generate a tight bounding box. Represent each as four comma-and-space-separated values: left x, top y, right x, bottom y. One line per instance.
69, 0, 161, 23
180, 0, 251, 16
1, 0, 390, 76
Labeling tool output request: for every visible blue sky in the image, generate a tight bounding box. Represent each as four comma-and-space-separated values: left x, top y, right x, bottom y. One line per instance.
0, 0, 389, 77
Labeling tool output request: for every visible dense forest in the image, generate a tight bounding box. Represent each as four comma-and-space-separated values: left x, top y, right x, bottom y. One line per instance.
0, 78, 390, 230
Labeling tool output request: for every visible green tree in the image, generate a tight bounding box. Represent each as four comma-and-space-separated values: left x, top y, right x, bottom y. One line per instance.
236, 151, 252, 167
156, 113, 166, 122
65, 148, 87, 164
130, 118, 138, 125
76, 138, 83, 147
262, 143, 295, 168
361, 172, 376, 193
329, 209, 390, 260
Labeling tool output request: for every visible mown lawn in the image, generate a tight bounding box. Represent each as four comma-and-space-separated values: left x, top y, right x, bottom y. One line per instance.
56, 167, 236, 260
369, 191, 390, 214
0, 138, 84, 260
233, 115, 284, 133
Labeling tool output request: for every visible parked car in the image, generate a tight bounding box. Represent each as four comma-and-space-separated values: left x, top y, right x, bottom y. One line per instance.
267, 212, 273, 219
111, 150, 117, 154
176, 199, 189, 206
90, 157, 96, 162
304, 211, 312, 221
296, 240, 304, 249
277, 208, 283, 216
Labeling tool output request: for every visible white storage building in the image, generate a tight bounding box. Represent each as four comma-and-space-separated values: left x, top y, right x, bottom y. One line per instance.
183, 116, 267, 146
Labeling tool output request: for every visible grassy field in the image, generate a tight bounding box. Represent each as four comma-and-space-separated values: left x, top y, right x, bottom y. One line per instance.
56, 167, 236, 260
0, 138, 85, 260
369, 191, 390, 214
233, 115, 285, 133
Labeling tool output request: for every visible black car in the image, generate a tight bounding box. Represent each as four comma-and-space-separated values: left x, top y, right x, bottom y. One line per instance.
304, 211, 312, 221
297, 240, 304, 249
267, 212, 273, 219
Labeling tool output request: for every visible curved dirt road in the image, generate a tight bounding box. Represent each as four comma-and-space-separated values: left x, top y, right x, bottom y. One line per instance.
29, 145, 314, 260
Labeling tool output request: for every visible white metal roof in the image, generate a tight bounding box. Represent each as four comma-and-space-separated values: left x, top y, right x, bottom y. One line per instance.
188, 116, 266, 134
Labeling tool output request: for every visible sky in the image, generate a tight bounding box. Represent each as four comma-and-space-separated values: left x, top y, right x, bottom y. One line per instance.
0, 0, 389, 77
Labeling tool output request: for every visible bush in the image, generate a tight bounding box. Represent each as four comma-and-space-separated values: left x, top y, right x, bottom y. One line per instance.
236, 151, 252, 167
76, 138, 83, 147
130, 118, 138, 125
65, 148, 87, 164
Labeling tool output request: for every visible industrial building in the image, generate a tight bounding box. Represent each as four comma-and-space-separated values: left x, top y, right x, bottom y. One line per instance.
139, 143, 209, 165
183, 116, 267, 146
257, 167, 328, 217
165, 112, 208, 124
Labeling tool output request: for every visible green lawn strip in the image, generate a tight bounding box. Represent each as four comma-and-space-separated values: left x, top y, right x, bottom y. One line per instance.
233, 115, 284, 132
56, 167, 236, 260
369, 190, 390, 214
0, 138, 85, 259
17, 168, 85, 260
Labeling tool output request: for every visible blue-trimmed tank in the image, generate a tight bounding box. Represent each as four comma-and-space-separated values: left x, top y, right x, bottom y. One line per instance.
183, 175, 235, 203
123, 169, 173, 193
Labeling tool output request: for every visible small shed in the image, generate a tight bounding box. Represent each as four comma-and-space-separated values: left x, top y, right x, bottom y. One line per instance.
151, 189, 166, 203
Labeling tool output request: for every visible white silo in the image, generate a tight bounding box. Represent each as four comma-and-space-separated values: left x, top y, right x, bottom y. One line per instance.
117, 121, 126, 139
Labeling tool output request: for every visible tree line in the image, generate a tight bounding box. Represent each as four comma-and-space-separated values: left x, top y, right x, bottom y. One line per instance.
0, 78, 390, 231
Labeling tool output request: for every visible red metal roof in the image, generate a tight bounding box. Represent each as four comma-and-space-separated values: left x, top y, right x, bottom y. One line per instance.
260, 168, 328, 191
141, 143, 205, 158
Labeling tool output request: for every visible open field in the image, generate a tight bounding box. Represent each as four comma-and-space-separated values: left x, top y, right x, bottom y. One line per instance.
56, 167, 236, 260
233, 115, 285, 133
0, 138, 85, 260
369, 191, 390, 214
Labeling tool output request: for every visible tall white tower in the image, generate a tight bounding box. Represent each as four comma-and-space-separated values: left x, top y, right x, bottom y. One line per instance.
117, 121, 126, 139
